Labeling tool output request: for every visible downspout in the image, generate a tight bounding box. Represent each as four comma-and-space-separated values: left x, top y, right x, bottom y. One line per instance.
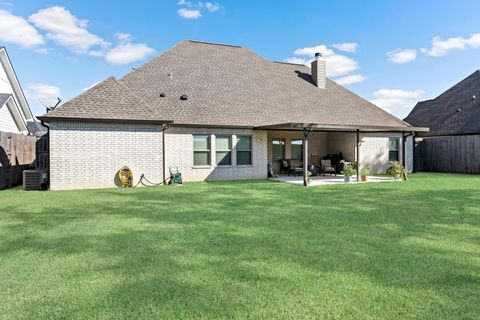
356, 129, 360, 182
162, 124, 170, 184
40, 120, 50, 189
403, 131, 415, 172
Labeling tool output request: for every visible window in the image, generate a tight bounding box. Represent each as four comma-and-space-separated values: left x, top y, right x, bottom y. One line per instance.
216, 135, 232, 166
272, 138, 285, 162
388, 137, 399, 161
193, 135, 211, 166
291, 139, 303, 161
237, 135, 252, 165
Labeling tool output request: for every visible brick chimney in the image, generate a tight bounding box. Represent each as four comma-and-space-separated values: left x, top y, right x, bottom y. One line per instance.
311, 52, 326, 89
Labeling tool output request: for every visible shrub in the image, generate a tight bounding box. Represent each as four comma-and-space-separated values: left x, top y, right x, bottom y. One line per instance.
341, 163, 357, 177
360, 167, 371, 176
386, 161, 404, 180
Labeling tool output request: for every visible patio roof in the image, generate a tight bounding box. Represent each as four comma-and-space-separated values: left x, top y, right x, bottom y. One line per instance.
254, 122, 429, 132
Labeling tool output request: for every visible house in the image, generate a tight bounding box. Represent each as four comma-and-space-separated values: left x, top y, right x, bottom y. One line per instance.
0, 47, 38, 135
405, 70, 480, 173
38, 40, 427, 190
0, 46, 43, 189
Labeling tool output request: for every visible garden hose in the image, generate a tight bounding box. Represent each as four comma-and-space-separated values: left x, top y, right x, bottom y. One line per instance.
117, 166, 164, 188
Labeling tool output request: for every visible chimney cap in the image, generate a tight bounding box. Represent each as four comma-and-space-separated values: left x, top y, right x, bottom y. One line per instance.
315, 52, 322, 60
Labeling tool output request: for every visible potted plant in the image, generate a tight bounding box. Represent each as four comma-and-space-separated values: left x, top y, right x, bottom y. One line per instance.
341, 163, 356, 183
386, 161, 404, 181
307, 170, 312, 184
360, 167, 371, 182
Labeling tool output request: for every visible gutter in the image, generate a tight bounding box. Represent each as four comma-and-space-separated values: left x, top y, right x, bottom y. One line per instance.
36, 116, 173, 126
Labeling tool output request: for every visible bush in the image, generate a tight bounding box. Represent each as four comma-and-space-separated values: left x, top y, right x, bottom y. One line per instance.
386, 161, 404, 180
341, 163, 357, 177
360, 167, 371, 176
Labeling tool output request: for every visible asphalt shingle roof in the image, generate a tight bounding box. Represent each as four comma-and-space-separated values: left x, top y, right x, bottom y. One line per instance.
41, 40, 412, 129
405, 70, 480, 136
0, 93, 11, 107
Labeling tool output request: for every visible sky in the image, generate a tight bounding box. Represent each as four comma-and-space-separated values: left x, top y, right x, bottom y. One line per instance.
1, 0, 479, 119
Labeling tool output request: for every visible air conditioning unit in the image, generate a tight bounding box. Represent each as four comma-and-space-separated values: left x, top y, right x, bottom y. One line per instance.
23, 170, 47, 190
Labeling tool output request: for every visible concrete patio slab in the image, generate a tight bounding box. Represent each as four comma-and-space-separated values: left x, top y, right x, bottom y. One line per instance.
269, 174, 395, 186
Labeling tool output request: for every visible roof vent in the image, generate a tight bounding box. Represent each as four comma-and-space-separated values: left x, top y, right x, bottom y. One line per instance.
159, 93, 165, 98
457, 108, 462, 112
180, 94, 188, 101
473, 95, 477, 100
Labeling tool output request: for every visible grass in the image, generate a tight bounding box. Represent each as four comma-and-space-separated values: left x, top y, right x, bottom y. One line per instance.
1, 173, 479, 319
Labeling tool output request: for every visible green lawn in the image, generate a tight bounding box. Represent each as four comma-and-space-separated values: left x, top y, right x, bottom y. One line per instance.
1, 173, 479, 319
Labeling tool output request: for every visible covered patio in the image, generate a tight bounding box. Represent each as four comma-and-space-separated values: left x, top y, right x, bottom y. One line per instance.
257, 122, 428, 186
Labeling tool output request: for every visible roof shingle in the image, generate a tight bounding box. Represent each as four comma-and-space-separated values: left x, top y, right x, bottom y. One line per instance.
41, 40, 412, 129
405, 70, 480, 136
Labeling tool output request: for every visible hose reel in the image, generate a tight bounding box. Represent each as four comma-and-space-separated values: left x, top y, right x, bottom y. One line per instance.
118, 166, 133, 187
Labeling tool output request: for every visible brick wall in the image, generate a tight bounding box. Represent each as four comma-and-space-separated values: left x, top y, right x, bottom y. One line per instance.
165, 127, 268, 181
49, 121, 163, 190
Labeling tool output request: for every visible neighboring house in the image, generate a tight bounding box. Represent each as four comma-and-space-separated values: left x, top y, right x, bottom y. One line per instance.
0, 46, 37, 134
0, 46, 43, 189
38, 40, 427, 190
405, 70, 480, 173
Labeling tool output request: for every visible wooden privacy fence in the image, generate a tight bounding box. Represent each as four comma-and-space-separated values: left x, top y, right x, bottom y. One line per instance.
0, 131, 37, 189
418, 135, 480, 173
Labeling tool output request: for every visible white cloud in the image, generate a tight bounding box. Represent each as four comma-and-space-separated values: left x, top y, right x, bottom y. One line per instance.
387, 49, 417, 64
371, 88, 425, 117
334, 74, 367, 85
0, 10, 44, 48
177, 1, 220, 18
284, 57, 311, 65
332, 42, 358, 53
421, 33, 480, 57
115, 32, 132, 43
29, 6, 108, 54
105, 43, 155, 65
27, 83, 61, 107
178, 8, 202, 19
177, 0, 192, 6
286, 44, 359, 77
205, 2, 220, 12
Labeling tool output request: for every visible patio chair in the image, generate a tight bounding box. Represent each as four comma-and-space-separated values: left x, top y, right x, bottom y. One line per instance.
288, 159, 304, 177
321, 159, 337, 176
279, 160, 289, 174
168, 167, 183, 185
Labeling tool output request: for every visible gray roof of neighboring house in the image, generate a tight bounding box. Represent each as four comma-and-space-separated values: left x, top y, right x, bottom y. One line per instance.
26, 120, 47, 136
405, 70, 480, 136
0, 93, 11, 106
40, 40, 414, 129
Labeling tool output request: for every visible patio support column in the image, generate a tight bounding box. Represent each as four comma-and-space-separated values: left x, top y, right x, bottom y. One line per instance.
303, 128, 309, 186
356, 129, 360, 182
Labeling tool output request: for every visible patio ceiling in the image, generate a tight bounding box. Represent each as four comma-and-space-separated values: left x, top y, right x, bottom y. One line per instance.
254, 122, 429, 132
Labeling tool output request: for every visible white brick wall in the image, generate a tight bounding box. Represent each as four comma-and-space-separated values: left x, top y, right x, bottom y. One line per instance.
165, 127, 268, 181
49, 121, 163, 190
48, 121, 413, 190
